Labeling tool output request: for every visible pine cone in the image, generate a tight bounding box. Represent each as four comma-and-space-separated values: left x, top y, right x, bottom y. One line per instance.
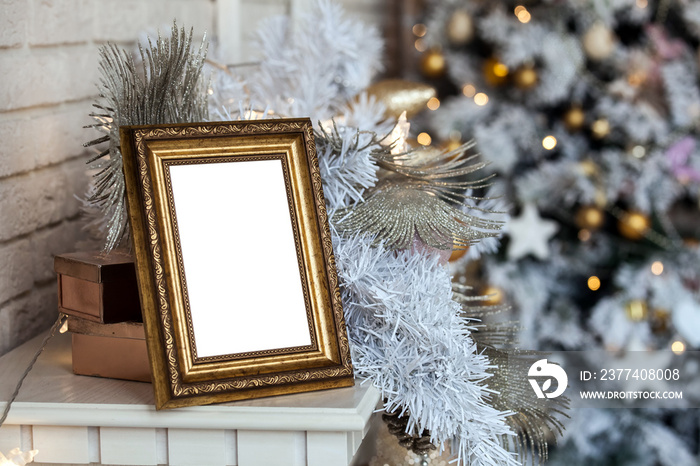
382, 410, 437, 456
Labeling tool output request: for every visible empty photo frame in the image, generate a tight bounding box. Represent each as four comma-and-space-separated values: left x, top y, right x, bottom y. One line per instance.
120, 118, 354, 409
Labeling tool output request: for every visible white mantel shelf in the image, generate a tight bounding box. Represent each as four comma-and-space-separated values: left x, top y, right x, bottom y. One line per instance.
0, 332, 381, 466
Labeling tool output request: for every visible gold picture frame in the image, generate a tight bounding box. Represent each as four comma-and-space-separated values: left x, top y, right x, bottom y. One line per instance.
120, 118, 354, 409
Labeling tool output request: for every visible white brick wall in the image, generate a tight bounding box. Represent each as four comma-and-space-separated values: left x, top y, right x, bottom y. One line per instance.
0, 0, 384, 356
0, 0, 218, 356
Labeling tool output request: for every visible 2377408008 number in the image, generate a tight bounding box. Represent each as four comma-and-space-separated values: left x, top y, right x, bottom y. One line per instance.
599, 368, 680, 381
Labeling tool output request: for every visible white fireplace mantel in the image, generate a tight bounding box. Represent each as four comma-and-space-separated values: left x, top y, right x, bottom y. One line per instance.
0, 331, 380, 466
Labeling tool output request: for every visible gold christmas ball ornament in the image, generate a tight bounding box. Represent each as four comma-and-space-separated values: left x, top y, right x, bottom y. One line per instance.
583, 21, 616, 61
618, 210, 651, 240
625, 299, 649, 321
445, 138, 463, 152
578, 159, 599, 177
449, 245, 469, 262
364, 79, 437, 120
591, 118, 611, 139
447, 9, 474, 46
482, 57, 509, 86
420, 49, 447, 79
564, 106, 586, 131
481, 285, 504, 305
513, 66, 538, 90
575, 205, 605, 230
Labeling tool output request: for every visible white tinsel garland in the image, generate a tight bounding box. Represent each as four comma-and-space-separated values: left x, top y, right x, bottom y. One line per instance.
333, 232, 517, 466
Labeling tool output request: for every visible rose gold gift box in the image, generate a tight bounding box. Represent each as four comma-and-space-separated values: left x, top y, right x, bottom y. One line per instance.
55, 251, 150, 382
67, 316, 151, 382
54, 251, 142, 323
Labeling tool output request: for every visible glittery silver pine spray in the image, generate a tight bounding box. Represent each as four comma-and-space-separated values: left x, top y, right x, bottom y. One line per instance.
84, 23, 209, 252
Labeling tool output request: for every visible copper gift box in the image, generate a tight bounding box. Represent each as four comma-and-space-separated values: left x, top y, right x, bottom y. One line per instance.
54, 251, 142, 323
67, 316, 150, 382
55, 251, 149, 383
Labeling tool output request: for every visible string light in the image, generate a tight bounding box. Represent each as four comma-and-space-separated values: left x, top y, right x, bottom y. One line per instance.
462, 84, 476, 98
542, 135, 557, 150
414, 39, 427, 52
671, 340, 685, 354
417, 132, 432, 146
578, 229, 591, 241
514, 5, 532, 23
412, 24, 427, 37
474, 93, 489, 106
627, 71, 645, 87
631, 145, 646, 158
388, 111, 409, 156
588, 276, 601, 291
651, 261, 664, 275
427, 97, 440, 111
636, 0, 648, 8
591, 118, 611, 138
0, 317, 62, 466
0, 448, 38, 465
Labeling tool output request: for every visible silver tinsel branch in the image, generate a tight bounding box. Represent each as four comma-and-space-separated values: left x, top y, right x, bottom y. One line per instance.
84, 23, 209, 252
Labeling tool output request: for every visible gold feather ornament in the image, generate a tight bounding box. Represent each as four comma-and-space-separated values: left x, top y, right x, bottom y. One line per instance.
332, 140, 504, 250
452, 287, 570, 464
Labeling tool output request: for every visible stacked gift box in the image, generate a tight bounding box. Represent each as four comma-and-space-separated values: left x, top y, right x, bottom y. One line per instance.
54, 251, 151, 382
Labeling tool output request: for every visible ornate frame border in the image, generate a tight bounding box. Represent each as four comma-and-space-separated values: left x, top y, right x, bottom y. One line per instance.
120, 118, 354, 409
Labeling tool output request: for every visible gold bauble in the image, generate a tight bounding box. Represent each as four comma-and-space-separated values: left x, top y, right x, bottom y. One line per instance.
564, 106, 586, 131
449, 245, 469, 262
364, 79, 437, 119
481, 285, 504, 305
625, 299, 648, 322
447, 9, 474, 46
482, 57, 509, 86
420, 49, 447, 79
591, 118, 611, 139
583, 21, 616, 61
575, 205, 605, 230
445, 138, 462, 152
618, 210, 651, 240
578, 159, 599, 177
513, 66, 538, 89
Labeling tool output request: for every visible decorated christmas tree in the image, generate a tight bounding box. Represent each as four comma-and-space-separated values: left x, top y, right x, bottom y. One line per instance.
413, 0, 700, 464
